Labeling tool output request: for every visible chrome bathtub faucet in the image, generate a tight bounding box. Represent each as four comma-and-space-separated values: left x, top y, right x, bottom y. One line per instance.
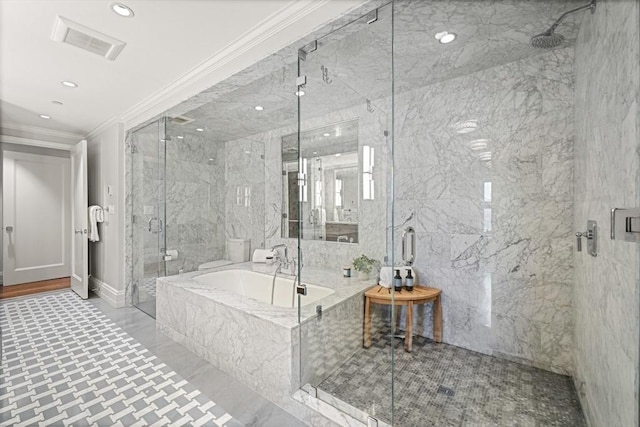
271, 244, 295, 275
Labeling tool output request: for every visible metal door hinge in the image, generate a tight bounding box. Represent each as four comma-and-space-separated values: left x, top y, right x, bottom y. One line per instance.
366, 9, 378, 24
298, 40, 317, 61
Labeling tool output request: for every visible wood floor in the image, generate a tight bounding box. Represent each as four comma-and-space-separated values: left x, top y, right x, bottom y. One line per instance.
0, 277, 71, 299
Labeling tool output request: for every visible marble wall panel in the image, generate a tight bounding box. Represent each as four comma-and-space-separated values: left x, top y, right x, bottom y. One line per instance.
573, 0, 640, 425
156, 281, 295, 400
224, 137, 266, 255
164, 133, 225, 274
392, 46, 576, 374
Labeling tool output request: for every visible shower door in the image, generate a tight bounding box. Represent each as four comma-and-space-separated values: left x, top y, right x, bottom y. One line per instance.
295, 3, 396, 424
130, 117, 167, 318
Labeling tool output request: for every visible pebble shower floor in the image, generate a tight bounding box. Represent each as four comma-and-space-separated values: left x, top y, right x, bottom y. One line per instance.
0, 290, 242, 427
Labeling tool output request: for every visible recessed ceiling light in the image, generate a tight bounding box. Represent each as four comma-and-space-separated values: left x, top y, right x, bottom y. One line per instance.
478, 151, 492, 161
323, 133, 330, 137
111, 3, 134, 17
39, 114, 51, 119
61, 81, 78, 88
313, 151, 318, 154
435, 31, 456, 44
52, 100, 64, 105
176, 136, 184, 139
254, 105, 264, 111
295, 90, 305, 97
335, 153, 341, 157
244, 150, 251, 154
196, 128, 204, 132
208, 158, 214, 161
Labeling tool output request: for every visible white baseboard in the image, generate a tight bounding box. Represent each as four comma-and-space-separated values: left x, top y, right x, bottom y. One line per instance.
90, 276, 126, 308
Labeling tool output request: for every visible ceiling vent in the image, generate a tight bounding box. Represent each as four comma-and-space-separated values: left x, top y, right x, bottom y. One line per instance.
170, 116, 196, 125
51, 16, 126, 61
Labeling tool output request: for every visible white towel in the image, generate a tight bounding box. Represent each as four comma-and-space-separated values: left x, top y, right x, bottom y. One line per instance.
88, 205, 104, 242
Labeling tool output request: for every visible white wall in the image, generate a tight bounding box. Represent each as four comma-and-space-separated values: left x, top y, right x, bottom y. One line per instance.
86, 123, 126, 307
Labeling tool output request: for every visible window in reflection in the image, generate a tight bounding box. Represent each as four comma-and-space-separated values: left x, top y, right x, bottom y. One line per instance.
244, 186, 251, 207
484, 208, 492, 232
483, 181, 492, 202
236, 186, 242, 205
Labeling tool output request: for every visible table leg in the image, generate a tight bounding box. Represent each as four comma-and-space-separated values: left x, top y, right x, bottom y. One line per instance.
405, 302, 413, 352
433, 295, 442, 343
364, 296, 371, 348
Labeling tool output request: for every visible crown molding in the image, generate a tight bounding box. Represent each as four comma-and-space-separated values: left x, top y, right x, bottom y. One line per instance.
86, 0, 336, 135
85, 114, 119, 141
0, 134, 74, 151
0, 122, 84, 141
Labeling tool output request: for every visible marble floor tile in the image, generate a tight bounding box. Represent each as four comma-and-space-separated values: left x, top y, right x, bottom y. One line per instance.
318, 329, 586, 427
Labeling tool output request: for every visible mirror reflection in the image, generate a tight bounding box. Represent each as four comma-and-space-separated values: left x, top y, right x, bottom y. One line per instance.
282, 119, 359, 243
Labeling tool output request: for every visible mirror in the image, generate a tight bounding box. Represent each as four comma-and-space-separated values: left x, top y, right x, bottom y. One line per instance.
282, 119, 359, 243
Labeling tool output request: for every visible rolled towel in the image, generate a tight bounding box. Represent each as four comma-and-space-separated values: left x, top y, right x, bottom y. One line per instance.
252, 249, 276, 263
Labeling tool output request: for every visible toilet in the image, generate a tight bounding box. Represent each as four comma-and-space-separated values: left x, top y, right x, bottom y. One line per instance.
198, 238, 251, 271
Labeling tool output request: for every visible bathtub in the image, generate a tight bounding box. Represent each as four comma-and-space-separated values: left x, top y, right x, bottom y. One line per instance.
193, 269, 334, 308
156, 264, 373, 401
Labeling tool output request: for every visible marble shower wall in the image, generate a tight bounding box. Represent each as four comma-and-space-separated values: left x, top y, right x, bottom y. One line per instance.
164, 133, 225, 274
393, 47, 576, 375
573, 0, 640, 425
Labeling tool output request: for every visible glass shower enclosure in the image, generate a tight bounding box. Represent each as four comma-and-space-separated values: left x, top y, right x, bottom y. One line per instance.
295, 2, 398, 423
129, 117, 167, 318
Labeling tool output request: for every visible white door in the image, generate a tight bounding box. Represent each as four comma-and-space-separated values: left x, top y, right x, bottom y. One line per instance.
70, 140, 88, 299
2, 151, 70, 285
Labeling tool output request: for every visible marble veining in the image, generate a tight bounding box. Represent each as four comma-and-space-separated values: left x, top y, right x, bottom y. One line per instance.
573, 0, 640, 425
156, 262, 374, 402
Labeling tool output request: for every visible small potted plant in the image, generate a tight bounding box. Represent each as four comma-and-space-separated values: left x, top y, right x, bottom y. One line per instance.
352, 254, 377, 281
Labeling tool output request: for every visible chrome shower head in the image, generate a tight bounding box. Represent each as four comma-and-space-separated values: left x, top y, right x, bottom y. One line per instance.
530, 29, 565, 49
530, 0, 596, 49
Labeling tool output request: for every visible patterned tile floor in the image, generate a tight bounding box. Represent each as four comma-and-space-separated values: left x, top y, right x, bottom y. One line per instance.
0, 291, 242, 427
141, 277, 157, 298
318, 331, 587, 427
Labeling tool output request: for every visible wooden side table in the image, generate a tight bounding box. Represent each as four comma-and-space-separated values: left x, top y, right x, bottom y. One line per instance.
364, 285, 442, 352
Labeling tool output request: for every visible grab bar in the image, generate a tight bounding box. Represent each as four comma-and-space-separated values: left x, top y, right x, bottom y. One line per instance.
402, 226, 416, 266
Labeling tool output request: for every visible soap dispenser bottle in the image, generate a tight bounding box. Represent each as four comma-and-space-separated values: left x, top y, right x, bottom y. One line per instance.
405, 269, 414, 291
393, 269, 402, 292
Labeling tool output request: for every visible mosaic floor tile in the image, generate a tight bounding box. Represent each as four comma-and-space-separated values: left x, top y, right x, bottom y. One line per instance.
318, 331, 586, 427
0, 291, 242, 427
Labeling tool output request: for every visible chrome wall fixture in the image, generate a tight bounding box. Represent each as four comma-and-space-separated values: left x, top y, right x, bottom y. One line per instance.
576, 220, 598, 256
402, 226, 416, 265
611, 208, 640, 242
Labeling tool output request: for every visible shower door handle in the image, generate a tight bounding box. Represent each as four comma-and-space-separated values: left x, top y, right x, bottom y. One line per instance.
402, 226, 416, 266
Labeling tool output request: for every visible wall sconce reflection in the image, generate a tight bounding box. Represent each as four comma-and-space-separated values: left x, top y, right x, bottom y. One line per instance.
363, 145, 375, 200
